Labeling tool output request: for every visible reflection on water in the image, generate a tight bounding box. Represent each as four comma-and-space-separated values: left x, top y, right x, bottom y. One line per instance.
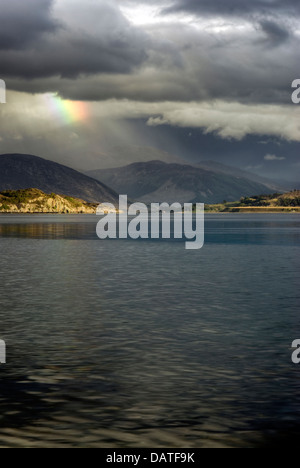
0, 222, 96, 239
0, 214, 299, 447
0, 213, 299, 244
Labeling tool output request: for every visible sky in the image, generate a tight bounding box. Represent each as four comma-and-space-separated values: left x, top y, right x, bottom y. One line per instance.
0, 0, 299, 182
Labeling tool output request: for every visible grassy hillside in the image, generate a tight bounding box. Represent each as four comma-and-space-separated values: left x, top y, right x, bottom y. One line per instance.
0, 189, 98, 213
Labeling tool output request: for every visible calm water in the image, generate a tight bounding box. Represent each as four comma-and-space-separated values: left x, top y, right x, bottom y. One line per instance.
0, 213, 299, 448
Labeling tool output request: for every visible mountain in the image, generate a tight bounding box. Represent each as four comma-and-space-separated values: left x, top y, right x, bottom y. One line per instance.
195, 161, 288, 192
86, 145, 290, 190
0, 154, 118, 203
86, 160, 278, 204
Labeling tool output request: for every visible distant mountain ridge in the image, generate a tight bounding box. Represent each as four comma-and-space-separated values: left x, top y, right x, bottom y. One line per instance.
88, 145, 290, 190
87, 160, 279, 204
0, 154, 118, 203
195, 161, 286, 192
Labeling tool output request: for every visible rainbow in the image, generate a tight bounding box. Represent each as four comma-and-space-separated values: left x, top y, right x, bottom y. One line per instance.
44, 94, 89, 125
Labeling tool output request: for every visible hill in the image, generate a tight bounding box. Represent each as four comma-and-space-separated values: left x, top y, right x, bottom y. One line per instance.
0, 154, 118, 204
0, 189, 98, 213
206, 191, 300, 212
87, 160, 278, 204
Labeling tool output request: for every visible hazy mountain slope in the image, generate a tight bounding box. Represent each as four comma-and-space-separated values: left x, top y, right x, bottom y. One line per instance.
196, 160, 288, 191
0, 154, 118, 203
87, 160, 276, 204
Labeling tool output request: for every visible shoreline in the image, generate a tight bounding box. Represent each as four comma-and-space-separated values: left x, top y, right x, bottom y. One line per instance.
0, 208, 299, 215
205, 207, 300, 213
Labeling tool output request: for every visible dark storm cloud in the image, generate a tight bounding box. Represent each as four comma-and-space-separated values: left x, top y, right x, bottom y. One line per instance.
163, 0, 300, 17
0, 0, 57, 50
0, 0, 149, 79
0, 31, 148, 79
259, 20, 291, 46
0, 0, 298, 106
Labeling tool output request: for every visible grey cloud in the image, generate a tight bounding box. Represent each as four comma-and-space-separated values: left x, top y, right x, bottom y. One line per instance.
0, 0, 149, 79
264, 154, 286, 161
259, 20, 291, 46
0, 0, 58, 50
163, 0, 300, 17
5, 21, 298, 106
0, 32, 148, 79
0, 0, 298, 107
